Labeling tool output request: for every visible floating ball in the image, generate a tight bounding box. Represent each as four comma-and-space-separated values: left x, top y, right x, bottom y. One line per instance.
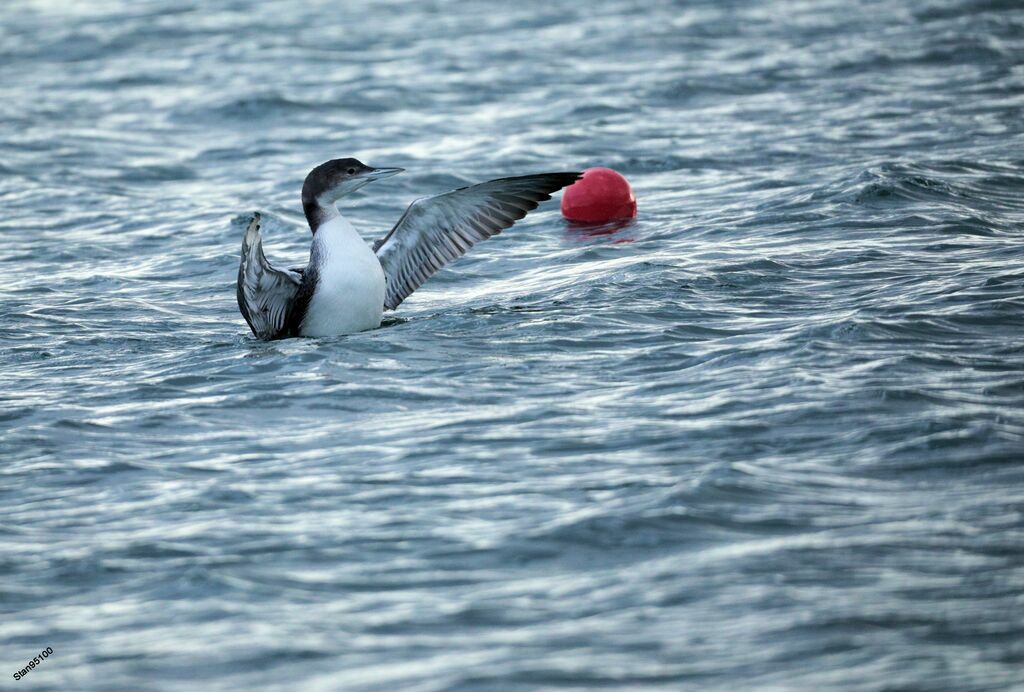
561, 167, 637, 223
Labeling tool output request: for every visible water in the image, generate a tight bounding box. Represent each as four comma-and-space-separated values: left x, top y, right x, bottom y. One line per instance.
2, 0, 1023, 688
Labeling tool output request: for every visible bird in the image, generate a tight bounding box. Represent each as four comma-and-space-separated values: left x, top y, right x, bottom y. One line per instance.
236, 158, 580, 340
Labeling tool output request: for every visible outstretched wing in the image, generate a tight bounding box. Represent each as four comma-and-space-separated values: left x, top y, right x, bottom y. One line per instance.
373, 172, 581, 311
236, 212, 302, 340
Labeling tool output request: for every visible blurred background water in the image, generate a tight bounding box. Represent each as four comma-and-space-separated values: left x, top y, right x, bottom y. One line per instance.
2, 0, 1024, 689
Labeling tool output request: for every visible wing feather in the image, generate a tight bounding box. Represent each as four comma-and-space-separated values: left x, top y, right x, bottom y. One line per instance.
236, 212, 302, 340
373, 172, 580, 310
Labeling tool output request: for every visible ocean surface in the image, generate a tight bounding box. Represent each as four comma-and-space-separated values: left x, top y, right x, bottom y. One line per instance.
2, 0, 1023, 689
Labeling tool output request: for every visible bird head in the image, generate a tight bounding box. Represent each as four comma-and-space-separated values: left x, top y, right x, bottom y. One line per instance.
302, 158, 404, 205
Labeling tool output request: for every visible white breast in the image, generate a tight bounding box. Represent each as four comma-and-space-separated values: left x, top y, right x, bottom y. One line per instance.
300, 215, 385, 337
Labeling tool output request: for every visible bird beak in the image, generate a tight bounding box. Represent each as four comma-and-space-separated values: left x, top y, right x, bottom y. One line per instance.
366, 167, 404, 180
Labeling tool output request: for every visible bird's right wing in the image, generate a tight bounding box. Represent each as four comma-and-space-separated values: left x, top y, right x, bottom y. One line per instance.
373, 172, 581, 310
236, 212, 302, 340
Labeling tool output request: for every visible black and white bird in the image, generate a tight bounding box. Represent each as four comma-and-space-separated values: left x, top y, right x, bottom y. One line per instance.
236, 159, 580, 339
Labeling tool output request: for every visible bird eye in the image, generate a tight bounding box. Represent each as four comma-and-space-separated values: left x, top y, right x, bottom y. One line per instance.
347, 168, 355, 175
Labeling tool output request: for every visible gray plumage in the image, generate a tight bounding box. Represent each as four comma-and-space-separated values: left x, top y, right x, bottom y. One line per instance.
374, 172, 581, 311
236, 213, 302, 340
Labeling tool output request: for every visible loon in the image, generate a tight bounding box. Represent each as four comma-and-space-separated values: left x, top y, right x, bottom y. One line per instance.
237, 158, 580, 340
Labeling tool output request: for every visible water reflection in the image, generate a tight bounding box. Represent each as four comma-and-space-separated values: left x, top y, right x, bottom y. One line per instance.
563, 218, 637, 243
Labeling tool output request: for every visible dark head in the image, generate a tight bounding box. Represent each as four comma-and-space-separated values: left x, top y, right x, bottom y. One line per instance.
301, 158, 404, 231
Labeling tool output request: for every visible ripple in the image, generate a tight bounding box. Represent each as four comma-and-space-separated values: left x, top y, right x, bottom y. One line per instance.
2, 0, 1023, 689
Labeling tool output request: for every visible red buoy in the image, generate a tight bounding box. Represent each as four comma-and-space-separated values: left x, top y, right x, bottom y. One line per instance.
561, 167, 637, 223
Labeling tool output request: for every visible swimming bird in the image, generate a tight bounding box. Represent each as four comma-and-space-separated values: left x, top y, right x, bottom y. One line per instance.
237, 158, 580, 339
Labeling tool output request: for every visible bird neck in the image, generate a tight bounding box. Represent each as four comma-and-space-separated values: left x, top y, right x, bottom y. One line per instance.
302, 194, 342, 234
309, 215, 368, 272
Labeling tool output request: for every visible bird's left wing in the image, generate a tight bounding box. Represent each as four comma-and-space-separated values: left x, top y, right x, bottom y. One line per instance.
373, 172, 581, 311
236, 212, 302, 340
